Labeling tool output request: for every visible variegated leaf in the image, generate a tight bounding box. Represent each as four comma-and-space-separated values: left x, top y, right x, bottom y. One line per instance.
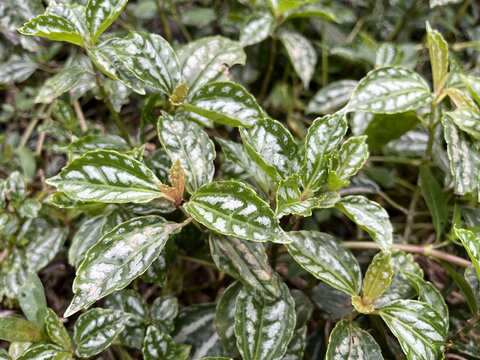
158, 112, 215, 194
65, 216, 182, 317
302, 113, 347, 192
209, 233, 278, 297
35, 66, 85, 103
234, 282, 296, 360
240, 12, 275, 46
46, 2, 87, 35
115, 31, 182, 96
454, 227, 480, 282
183, 82, 263, 127
184, 180, 291, 244
150, 295, 178, 334
286, 231, 361, 296
447, 107, 480, 139
336, 195, 392, 252
0, 55, 37, 84
346, 67, 433, 114
429, 0, 462, 9
307, 80, 358, 115
17, 344, 68, 360
142, 326, 175, 360
461, 74, 480, 105
18, 15, 84, 47
240, 118, 299, 181
45, 308, 70, 348
47, 150, 164, 203
282, 326, 307, 360
215, 281, 242, 357
426, 22, 448, 92
85, 0, 128, 41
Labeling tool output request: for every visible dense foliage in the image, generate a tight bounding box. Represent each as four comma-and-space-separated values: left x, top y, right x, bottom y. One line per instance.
1, 0, 480, 359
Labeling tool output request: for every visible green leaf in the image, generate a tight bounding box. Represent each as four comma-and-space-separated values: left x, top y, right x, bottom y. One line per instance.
67, 134, 130, 153
142, 326, 175, 360
443, 261, 477, 315
276, 174, 340, 218
0, 55, 37, 84
311, 283, 353, 317
267, 0, 303, 15
18, 15, 84, 47
46, 150, 164, 203
447, 107, 480, 139
291, 289, 313, 329
173, 303, 225, 359
282, 326, 307, 360
286, 231, 362, 296
455, 227, 480, 281
302, 113, 347, 192
326, 320, 383, 360
419, 167, 448, 238
184, 180, 291, 244
215, 281, 242, 358
240, 12, 275, 46
375, 43, 401, 68
0, 316, 41, 342
35, 66, 85, 104
0, 348, 10, 360
45, 308, 71, 348
65, 216, 182, 317
74, 308, 131, 357
278, 29, 317, 88
183, 82, 263, 128
234, 281, 296, 360
442, 114, 479, 195
240, 118, 299, 181
150, 295, 178, 334
19, 272, 47, 329
178, 36, 246, 94
46, 2, 87, 35
306, 80, 358, 115
209, 233, 278, 297
461, 74, 480, 106
346, 67, 433, 114
115, 31, 182, 96
158, 112, 215, 194
336, 195, 392, 252
379, 300, 446, 360
426, 22, 449, 92
430, 0, 462, 8
328, 136, 368, 190
17, 344, 68, 360
85, 0, 128, 41
282, 3, 340, 22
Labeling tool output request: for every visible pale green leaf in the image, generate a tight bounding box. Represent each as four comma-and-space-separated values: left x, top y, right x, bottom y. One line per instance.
278, 29, 317, 88
67, 134, 129, 153
455, 227, 480, 282
0, 316, 40, 342
311, 283, 353, 317
419, 166, 448, 238
282, 3, 339, 22
17, 344, 67, 360
158, 112, 215, 194
302, 113, 347, 192
178, 36, 246, 94
85, 0, 128, 41
447, 107, 480, 139
209, 233, 278, 297
461, 74, 480, 105
46, 150, 164, 203
286, 231, 362, 296
143, 326, 175, 360
379, 300, 446, 360
184, 180, 291, 244
35, 66, 85, 103
426, 22, 449, 92
234, 282, 296, 360
183, 82, 263, 128
346, 67, 433, 114
46, 2, 87, 35
240, 13, 275, 46
18, 272, 47, 329
18, 15, 84, 46
0, 348, 10, 360
151, 295, 178, 334
336, 195, 392, 252
114, 31, 182, 95
215, 281, 242, 358
306, 80, 357, 115
359, 252, 393, 308
0, 55, 37, 84
240, 118, 299, 181
65, 216, 182, 316
430, 0, 462, 8
74, 308, 131, 357
45, 308, 71, 348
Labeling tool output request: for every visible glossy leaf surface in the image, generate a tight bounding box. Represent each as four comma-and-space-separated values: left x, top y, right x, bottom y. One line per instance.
307, 80, 357, 115
240, 13, 275, 46
215, 281, 242, 357
86, 0, 128, 41
426, 22, 448, 92
419, 166, 448, 238
18, 15, 84, 46
142, 326, 175, 360
447, 107, 480, 139
45, 308, 71, 348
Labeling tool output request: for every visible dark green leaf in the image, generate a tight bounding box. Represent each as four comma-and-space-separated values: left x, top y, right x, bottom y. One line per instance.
215, 281, 242, 357
419, 166, 448, 238
426, 22, 448, 92
19, 272, 47, 329
0, 316, 41, 342
45, 308, 71, 348
151, 295, 178, 334
142, 326, 175, 360
35, 66, 85, 103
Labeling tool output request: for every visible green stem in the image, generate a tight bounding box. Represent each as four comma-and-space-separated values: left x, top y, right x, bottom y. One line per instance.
166, 0, 192, 42
321, 19, 328, 87
259, 37, 278, 100
19, 104, 47, 148
451, 41, 480, 51
155, 0, 172, 43
425, 100, 437, 160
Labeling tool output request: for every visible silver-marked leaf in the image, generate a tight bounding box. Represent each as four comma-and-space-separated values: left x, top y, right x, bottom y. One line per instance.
307, 80, 358, 115
346, 67, 433, 114
240, 118, 299, 181
184, 180, 291, 244
114, 31, 182, 95
286, 231, 361, 296
158, 112, 215, 194
282, 3, 340, 22
461, 74, 480, 106
183, 82, 263, 128
215, 281, 242, 357
46, 150, 164, 203
18, 15, 84, 47
209, 233, 278, 297
455, 227, 480, 282
46, 2, 87, 35
85, 0, 128, 41
379, 300, 446, 360
234, 281, 296, 360
278, 29, 316, 89
0, 55, 37, 84
35, 66, 85, 104
430, 0, 462, 7
178, 36, 246, 94
426, 22, 448, 92
375, 43, 401, 68
328, 136, 368, 191
240, 13, 275, 46
65, 216, 182, 317
143, 326, 175, 360
282, 326, 307, 360
447, 107, 480, 139
67, 134, 129, 153
151, 295, 178, 334
173, 303, 225, 359
74, 308, 130, 357
442, 114, 479, 195
312, 283, 353, 317
442, 88, 476, 108
336, 195, 392, 252
326, 320, 383, 360
275, 174, 339, 218
172, 344, 192, 360
45, 308, 71, 348
17, 344, 67, 360
302, 113, 348, 192
291, 290, 313, 329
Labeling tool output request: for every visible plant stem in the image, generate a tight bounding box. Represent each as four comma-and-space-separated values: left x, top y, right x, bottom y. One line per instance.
321, 19, 328, 87
35, 103, 54, 156
403, 183, 421, 242
425, 100, 437, 160
259, 37, 278, 100
166, 0, 192, 41
73, 100, 88, 133
343, 241, 471, 267
378, 191, 409, 215
19, 104, 47, 148
155, 0, 172, 43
